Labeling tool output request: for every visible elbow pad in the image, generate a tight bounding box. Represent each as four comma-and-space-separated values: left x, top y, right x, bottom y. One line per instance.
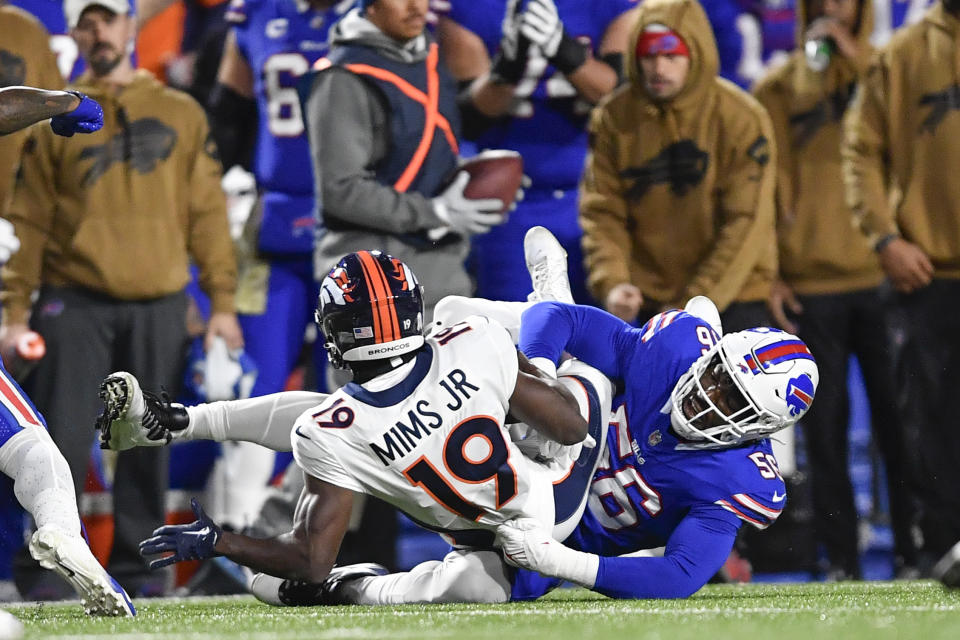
208, 83, 257, 171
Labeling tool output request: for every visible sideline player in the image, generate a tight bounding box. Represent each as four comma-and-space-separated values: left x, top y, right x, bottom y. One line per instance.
108, 250, 611, 601
212, 0, 350, 399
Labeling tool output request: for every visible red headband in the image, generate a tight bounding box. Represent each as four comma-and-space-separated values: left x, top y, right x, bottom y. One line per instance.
636, 29, 690, 58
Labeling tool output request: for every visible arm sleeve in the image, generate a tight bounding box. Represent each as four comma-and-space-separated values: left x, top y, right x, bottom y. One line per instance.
518, 302, 628, 381
0, 129, 59, 325
186, 112, 237, 313
304, 70, 444, 234
841, 59, 898, 248
593, 507, 741, 599
579, 106, 634, 303
679, 104, 777, 310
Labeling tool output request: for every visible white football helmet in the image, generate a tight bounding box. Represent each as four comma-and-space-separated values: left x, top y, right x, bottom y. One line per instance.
670, 328, 819, 448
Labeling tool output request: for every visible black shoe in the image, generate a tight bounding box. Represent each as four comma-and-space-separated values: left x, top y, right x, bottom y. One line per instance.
933, 541, 960, 588
278, 563, 387, 606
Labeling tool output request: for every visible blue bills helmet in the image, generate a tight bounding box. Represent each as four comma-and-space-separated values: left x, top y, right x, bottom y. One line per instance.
317, 251, 425, 369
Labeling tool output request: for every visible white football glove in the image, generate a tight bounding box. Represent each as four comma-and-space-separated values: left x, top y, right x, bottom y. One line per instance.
495, 517, 599, 586
521, 0, 564, 59
432, 172, 506, 236
500, 0, 524, 61
0, 218, 21, 265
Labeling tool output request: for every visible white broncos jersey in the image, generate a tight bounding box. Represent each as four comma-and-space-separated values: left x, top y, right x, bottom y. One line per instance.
292, 315, 558, 545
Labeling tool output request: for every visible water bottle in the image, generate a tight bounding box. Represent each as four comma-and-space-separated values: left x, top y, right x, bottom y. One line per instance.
804, 37, 834, 72
1, 331, 46, 381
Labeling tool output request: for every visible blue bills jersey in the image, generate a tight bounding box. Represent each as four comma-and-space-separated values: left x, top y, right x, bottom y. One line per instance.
520, 305, 786, 556
11, 0, 85, 80
440, 0, 635, 190
228, 0, 352, 252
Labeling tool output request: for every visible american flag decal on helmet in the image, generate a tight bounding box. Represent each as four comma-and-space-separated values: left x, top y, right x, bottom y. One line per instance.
743, 340, 814, 374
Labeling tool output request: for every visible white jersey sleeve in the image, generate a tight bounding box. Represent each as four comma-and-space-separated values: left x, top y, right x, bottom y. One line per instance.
291, 404, 364, 493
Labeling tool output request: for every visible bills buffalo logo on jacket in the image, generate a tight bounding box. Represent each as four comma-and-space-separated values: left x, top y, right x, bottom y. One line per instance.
79, 118, 177, 185
620, 139, 709, 200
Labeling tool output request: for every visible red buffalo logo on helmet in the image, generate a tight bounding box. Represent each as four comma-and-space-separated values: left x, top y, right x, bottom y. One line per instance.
333, 268, 358, 302
388, 257, 410, 291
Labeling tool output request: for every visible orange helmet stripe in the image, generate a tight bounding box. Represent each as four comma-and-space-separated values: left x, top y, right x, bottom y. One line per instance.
356, 251, 401, 343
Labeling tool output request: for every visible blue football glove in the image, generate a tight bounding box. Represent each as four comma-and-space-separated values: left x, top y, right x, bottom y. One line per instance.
139, 498, 222, 570
50, 91, 104, 137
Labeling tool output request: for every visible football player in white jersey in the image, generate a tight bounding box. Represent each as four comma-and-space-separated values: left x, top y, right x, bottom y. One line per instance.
108, 249, 610, 604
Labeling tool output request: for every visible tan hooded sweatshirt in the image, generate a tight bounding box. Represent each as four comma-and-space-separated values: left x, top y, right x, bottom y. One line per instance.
754, 0, 883, 295
580, 0, 777, 312
842, 2, 960, 278
2, 70, 237, 325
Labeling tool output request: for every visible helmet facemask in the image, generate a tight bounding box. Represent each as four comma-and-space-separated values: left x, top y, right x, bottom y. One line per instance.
670, 331, 812, 448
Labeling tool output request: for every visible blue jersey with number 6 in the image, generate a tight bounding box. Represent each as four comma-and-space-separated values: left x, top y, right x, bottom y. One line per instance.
228, 0, 351, 252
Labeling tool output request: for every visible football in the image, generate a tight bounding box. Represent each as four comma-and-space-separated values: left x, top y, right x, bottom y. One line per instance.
459, 150, 524, 214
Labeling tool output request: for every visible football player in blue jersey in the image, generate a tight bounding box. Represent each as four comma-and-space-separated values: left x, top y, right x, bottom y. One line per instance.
497, 230, 818, 599
435, 0, 637, 304
211, 0, 351, 402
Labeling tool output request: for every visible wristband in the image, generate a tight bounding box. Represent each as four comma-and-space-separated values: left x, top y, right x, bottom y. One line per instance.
874, 233, 898, 253
490, 51, 527, 85
551, 33, 590, 76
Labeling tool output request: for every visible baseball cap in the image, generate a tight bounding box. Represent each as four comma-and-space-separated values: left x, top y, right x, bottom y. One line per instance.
64, 0, 133, 29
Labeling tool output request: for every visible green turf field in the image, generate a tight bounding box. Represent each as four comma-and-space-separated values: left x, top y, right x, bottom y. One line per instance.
9, 581, 960, 640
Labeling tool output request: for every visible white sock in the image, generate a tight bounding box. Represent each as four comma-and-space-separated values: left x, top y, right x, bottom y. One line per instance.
0, 428, 81, 536
340, 550, 510, 605
184, 391, 326, 452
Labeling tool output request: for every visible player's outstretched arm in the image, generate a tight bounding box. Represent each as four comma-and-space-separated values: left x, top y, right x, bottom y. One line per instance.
0, 87, 102, 136
519, 302, 628, 380
497, 507, 740, 599
507, 351, 588, 445
141, 474, 353, 583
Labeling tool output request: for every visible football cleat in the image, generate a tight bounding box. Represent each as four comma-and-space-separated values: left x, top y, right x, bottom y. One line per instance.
933, 540, 960, 588
524, 226, 574, 304
29, 527, 136, 617
96, 372, 189, 451
253, 563, 388, 607
684, 295, 723, 336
